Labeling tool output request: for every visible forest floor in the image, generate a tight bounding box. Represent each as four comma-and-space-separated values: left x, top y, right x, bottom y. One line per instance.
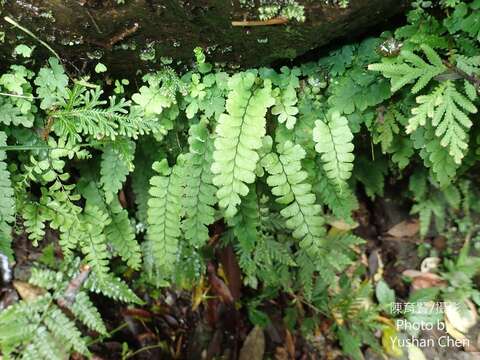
3, 188, 478, 360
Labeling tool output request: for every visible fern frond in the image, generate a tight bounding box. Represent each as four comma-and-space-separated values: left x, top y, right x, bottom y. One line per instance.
29, 267, 63, 290
313, 111, 354, 190
68, 292, 107, 334
229, 188, 261, 288
100, 141, 134, 203
272, 85, 299, 129
104, 199, 142, 269
182, 121, 216, 248
85, 272, 142, 304
30, 325, 65, 360
79, 205, 111, 278
314, 166, 358, 221
146, 158, 184, 279
44, 307, 90, 356
261, 141, 326, 256
408, 82, 477, 164
21, 202, 47, 245
368, 44, 446, 93
211, 73, 274, 218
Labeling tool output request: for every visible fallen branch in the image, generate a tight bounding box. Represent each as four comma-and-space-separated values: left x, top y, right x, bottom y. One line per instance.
231, 17, 288, 27
57, 264, 91, 307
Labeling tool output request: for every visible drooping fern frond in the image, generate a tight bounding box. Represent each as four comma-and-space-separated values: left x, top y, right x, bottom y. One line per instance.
211, 72, 274, 218
229, 187, 261, 288
261, 141, 326, 257
78, 180, 142, 270
313, 111, 355, 191
407, 81, 477, 164
182, 121, 216, 248
146, 158, 184, 281
368, 44, 447, 93
314, 165, 358, 221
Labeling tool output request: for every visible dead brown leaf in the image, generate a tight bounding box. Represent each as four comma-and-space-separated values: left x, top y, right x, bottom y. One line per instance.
402, 270, 447, 290
387, 219, 420, 238
239, 326, 265, 360
12, 281, 45, 301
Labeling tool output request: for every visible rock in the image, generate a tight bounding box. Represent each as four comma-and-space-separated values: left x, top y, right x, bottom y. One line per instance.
0, 0, 409, 75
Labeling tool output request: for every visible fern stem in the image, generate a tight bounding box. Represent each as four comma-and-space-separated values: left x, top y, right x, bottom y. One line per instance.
0, 92, 38, 99
3, 16, 61, 61
123, 343, 166, 359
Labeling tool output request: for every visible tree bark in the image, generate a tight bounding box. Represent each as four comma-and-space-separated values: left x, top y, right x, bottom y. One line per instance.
0, 0, 409, 75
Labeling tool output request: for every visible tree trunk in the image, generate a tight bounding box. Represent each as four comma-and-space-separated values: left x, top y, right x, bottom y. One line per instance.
0, 0, 409, 75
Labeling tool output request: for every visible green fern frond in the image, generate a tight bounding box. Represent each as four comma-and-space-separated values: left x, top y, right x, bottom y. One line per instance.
21, 202, 47, 245
69, 292, 107, 334
313, 111, 354, 190
368, 44, 446, 93
43, 307, 90, 356
211, 72, 274, 218
105, 199, 142, 269
272, 85, 299, 129
314, 166, 358, 221
182, 121, 216, 248
85, 271, 142, 304
261, 141, 326, 256
408, 81, 477, 164
146, 158, 184, 279
100, 141, 135, 203
79, 205, 111, 278
229, 188, 261, 288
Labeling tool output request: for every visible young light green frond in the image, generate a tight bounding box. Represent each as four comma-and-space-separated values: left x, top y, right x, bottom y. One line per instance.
368, 45, 446, 93
182, 121, 216, 248
313, 111, 354, 190
146, 158, 184, 280
211, 73, 274, 218
426, 137, 458, 187
408, 82, 477, 164
261, 141, 326, 256
28, 325, 66, 360
0, 292, 93, 360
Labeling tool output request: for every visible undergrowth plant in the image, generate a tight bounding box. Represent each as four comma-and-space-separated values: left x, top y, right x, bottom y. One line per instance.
1, 0, 480, 358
